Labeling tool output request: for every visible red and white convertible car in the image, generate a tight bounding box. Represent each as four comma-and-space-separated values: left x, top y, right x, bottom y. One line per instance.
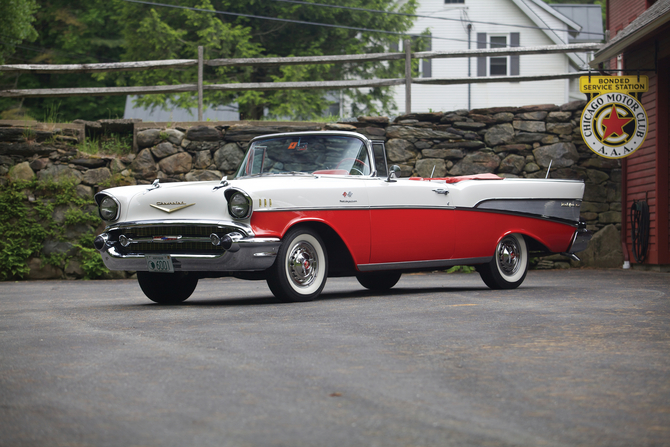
94, 131, 591, 303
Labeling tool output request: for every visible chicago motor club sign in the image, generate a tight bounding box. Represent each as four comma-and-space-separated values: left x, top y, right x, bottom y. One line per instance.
579, 75, 649, 159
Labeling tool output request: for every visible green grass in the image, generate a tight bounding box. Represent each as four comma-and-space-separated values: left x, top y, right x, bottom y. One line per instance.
78, 133, 133, 156
43, 101, 63, 124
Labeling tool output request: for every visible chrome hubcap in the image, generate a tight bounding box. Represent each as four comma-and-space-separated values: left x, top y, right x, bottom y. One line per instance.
497, 236, 521, 276
288, 241, 319, 288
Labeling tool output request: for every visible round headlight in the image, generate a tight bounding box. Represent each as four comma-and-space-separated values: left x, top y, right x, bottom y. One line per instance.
228, 192, 251, 219
99, 196, 119, 221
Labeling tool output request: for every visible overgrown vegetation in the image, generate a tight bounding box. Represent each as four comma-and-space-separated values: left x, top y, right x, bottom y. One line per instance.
78, 133, 133, 156
0, 178, 108, 280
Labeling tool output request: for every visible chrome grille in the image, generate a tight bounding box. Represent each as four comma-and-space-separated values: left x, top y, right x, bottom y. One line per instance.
128, 225, 221, 237
111, 225, 242, 254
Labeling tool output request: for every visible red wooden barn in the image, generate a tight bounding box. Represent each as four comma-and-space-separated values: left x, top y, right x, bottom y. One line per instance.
591, 0, 670, 270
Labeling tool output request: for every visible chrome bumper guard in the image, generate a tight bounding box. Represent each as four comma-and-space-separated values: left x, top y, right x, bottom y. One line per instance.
561, 223, 592, 261
569, 224, 592, 253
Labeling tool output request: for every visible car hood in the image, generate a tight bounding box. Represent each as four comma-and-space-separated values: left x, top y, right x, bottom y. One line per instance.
101, 180, 227, 223
100, 175, 366, 224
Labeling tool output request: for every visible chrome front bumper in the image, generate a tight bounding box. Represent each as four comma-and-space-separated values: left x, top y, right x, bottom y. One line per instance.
95, 220, 281, 272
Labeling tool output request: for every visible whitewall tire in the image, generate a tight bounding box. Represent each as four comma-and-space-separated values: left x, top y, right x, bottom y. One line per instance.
478, 233, 528, 290
267, 227, 328, 302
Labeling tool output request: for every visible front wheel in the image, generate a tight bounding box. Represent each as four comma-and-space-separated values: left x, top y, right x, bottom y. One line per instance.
137, 271, 198, 304
356, 271, 402, 291
266, 227, 328, 302
478, 233, 528, 290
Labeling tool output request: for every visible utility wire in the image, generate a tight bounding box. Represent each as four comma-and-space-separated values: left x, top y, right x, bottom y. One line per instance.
119, 0, 470, 43
271, 0, 605, 38
0, 34, 121, 63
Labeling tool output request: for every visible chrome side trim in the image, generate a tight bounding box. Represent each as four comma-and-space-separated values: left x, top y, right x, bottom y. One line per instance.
475, 198, 582, 222
258, 206, 371, 212
253, 251, 278, 257
461, 207, 579, 227
255, 205, 458, 212
357, 256, 492, 272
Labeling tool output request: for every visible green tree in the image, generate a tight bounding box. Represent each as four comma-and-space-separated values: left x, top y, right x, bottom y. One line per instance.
0, 0, 39, 65
0, 0, 127, 121
116, 0, 422, 120
110, 0, 261, 118
1, 0, 422, 122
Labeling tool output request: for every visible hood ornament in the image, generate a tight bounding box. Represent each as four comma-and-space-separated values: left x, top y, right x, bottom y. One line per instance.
213, 177, 229, 191
150, 202, 195, 213
144, 178, 161, 194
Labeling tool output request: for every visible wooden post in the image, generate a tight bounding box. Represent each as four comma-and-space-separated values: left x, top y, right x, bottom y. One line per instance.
197, 46, 204, 122
404, 39, 411, 115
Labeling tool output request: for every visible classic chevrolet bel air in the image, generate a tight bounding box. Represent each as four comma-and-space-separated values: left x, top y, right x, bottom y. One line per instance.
94, 131, 591, 303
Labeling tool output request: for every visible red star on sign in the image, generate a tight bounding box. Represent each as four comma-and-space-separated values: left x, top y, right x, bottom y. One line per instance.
601, 105, 634, 140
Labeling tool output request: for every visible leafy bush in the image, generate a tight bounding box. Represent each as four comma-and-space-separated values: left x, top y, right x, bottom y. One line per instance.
0, 181, 46, 279
76, 233, 109, 279
0, 178, 108, 280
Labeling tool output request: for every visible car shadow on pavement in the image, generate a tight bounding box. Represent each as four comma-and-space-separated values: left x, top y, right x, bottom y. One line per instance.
119, 284, 531, 308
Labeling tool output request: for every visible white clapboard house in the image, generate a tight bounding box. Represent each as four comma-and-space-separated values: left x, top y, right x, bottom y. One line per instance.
387, 0, 603, 113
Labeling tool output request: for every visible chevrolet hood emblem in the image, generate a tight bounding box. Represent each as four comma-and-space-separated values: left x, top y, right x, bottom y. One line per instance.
150, 203, 195, 213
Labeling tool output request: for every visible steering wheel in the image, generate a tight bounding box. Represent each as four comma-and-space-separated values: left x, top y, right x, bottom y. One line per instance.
335, 157, 370, 175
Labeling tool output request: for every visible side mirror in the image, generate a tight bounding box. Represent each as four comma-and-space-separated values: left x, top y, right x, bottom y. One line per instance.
386, 165, 401, 183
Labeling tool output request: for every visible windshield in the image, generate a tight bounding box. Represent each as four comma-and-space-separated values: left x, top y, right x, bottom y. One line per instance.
235, 135, 372, 178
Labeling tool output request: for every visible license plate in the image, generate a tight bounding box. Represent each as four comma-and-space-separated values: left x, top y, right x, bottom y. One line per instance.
146, 255, 174, 273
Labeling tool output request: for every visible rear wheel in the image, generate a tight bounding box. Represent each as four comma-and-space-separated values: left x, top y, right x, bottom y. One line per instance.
137, 271, 198, 304
478, 233, 528, 290
266, 227, 328, 302
356, 271, 402, 291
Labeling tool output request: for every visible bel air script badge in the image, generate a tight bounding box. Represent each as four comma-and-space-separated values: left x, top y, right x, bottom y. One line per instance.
150, 202, 195, 213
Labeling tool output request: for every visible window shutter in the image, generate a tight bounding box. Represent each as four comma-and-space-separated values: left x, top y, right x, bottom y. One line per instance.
510, 32, 520, 76
422, 34, 432, 78
477, 33, 487, 77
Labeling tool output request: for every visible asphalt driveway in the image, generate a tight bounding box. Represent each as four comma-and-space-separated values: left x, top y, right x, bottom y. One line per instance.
1, 269, 669, 447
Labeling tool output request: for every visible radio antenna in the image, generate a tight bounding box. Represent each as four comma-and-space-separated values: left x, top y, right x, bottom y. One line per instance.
545, 160, 553, 179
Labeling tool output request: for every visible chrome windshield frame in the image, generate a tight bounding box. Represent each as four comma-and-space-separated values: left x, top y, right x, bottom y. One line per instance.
234, 131, 377, 179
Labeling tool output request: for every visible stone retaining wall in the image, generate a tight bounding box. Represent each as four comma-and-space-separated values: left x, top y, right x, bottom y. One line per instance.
0, 100, 624, 280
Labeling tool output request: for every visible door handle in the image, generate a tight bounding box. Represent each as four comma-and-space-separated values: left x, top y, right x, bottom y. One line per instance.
432, 189, 449, 195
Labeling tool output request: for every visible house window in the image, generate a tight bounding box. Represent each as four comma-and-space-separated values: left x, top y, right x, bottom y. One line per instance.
477, 32, 520, 77
489, 36, 507, 75
444, 0, 465, 3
